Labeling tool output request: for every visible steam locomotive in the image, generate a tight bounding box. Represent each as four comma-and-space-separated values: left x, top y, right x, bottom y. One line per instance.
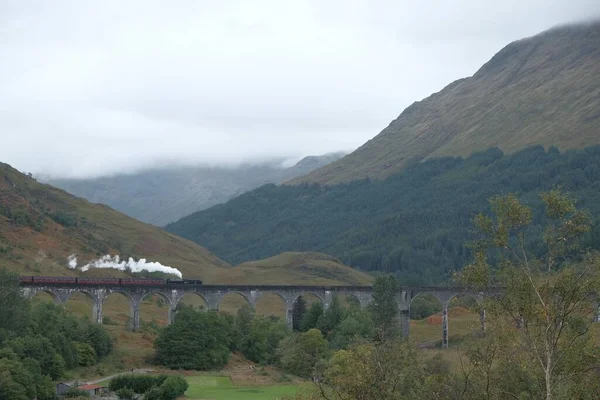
19, 276, 203, 286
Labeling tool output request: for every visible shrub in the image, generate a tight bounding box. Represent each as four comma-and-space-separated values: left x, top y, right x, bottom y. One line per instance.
115, 387, 135, 400
108, 374, 167, 394
142, 376, 188, 400
73, 342, 97, 367
159, 376, 188, 399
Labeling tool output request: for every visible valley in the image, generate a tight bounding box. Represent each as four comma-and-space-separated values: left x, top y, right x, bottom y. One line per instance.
46, 152, 345, 226
1, 13, 600, 400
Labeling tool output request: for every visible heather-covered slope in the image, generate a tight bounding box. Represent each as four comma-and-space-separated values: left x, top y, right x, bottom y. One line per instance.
0, 162, 229, 280
291, 22, 600, 185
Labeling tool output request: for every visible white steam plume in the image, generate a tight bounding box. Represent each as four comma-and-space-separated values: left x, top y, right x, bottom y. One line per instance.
66, 254, 182, 278
68, 254, 78, 269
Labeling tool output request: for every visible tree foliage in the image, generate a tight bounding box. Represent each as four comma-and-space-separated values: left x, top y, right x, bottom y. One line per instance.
458, 190, 600, 400
322, 341, 430, 400
369, 276, 400, 341
154, 308, 233, 370
292, 296, 307, 331
239, 314, 289, 364
109, 374, 168, 394
0, 268, 110, 399
109, 374, 187, 400
301, 302, 324, 332
278, 329, 330, 378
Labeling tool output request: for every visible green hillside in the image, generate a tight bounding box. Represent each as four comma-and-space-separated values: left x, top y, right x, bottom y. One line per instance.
214, 252, 373, 285
291, 22, 600, 185
167, 146, 600, 285
0, 162, 229, 280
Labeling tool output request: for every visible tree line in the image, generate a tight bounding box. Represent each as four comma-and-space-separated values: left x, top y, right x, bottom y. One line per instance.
167, 145, 600, 285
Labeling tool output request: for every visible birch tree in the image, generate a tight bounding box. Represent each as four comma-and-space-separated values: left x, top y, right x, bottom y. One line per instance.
458, 190, 600, 400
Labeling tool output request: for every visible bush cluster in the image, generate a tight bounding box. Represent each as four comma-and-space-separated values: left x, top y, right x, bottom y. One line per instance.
109, 374, 188, 400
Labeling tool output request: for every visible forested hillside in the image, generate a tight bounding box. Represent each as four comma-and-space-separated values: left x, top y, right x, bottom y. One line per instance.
292, 22, 600, 185
167, 146, 600, 285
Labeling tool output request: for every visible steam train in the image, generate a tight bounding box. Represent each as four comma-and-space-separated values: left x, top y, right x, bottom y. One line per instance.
19, 276, 203, 286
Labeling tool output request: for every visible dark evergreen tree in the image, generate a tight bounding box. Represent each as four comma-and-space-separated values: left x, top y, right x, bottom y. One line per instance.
317, 295, 343, 335
301, 302, 324, 332
292, 296, 307, 331
369, 275, 400, 341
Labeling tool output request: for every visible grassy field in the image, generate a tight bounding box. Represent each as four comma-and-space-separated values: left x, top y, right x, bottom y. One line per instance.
184, 376, 298, 400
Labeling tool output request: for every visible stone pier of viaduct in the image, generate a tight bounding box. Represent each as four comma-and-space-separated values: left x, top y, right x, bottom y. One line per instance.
20, 282, 489, 348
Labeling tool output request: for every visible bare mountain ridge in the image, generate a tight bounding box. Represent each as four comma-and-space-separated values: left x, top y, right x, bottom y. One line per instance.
47, 152, 345, 226
291, 22, 600, 185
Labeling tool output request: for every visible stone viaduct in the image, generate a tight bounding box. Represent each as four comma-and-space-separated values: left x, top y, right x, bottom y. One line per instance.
20, 282, 488, 348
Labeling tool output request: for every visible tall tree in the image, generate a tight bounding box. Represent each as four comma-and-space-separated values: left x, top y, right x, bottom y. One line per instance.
301, 302, 324, 332
458, 190, 600, 400
0, 269, 30, 336
292, 296, 307, 331
369, 275, 400, 341
317, 295, 343, 335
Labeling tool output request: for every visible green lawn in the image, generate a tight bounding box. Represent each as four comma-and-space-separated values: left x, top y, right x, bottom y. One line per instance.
185, 376, 299, 400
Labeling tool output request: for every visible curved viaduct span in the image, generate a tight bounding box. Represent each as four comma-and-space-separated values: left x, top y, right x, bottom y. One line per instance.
20, 280, 488, 348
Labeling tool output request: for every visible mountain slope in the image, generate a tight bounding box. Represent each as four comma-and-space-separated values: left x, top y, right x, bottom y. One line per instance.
291, 22, 600, 185
0, 162, 229, 280
166, 146, 600, 285
47, 152, 345, 226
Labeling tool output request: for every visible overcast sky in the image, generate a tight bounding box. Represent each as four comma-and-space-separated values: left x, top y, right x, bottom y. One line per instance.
1, 1, 599, 178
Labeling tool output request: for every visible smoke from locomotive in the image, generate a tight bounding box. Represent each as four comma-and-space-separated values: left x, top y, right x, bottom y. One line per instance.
67, 254, 182, 278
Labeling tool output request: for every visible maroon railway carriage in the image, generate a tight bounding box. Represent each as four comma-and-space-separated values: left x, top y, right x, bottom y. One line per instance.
77, 277, 120, 285
31, 276, 77, 284
19, 277, 202, 286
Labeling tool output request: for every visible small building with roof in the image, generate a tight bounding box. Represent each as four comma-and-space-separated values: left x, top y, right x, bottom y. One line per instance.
77, 384, 105, 397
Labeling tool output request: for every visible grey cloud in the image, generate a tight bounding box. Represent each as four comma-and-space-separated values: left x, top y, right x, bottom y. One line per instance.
1, 0, 599, 178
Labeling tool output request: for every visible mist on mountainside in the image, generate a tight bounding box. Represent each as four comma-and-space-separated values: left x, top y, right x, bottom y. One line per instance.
46, 152, 345, 226
291, 21, 600, 185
